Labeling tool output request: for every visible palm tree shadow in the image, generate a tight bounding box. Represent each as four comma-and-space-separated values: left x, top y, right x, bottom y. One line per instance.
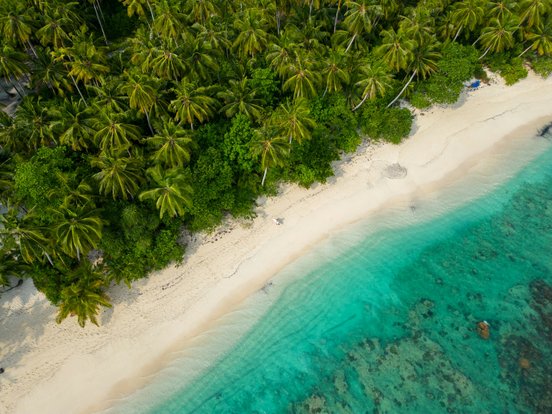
0, 288, 54, 372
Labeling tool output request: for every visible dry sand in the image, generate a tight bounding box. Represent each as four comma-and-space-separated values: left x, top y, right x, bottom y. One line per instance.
1, 72, 552, 414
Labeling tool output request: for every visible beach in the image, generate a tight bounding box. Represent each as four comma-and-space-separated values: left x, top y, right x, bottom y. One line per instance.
1, 71, 552, 414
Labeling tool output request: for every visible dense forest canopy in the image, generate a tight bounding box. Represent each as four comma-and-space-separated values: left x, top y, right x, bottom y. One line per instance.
0, 0, 550, 327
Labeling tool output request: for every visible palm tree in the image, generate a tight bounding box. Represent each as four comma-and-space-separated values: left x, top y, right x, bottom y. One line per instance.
91, 151, 144, 200
282, 55, 321, 99
478, 17, 519, 59
55, 262, 111, 328
519, 20, 552, 56
88, 80, 129, 113
321, 48, 350, 95
399, 11, 435, 46
146, 120, 194, 168
139, 166, 193, 219
387, 42, 441, 108
31, 47, 73, 97
342, 0, 378, 52
120, 73, 158, 134
519, 0, 550, 29
449, 0, 487, 41
267, 32, 299, 77
251, 127, 289, 186
14, 97, 56, 150
192, 19, 231, 53
51, 48, 88, 106
272, 98, 316, 145
232, 9, 271, 58
152, 0, 186, 42
66, 33, 110, 87
0, 1, 36, 57
218, 78, 264, 121
122, 0, 155, 21
35, 14, 72, 49
49, 174, 94, 208
185, 0, 219, 23
488, 0, 518, 20
53, 203, 104, 261
353, 61, 393, 111
184, 37, 220, 81
93, 109, 142, 152
0, 149, 14, 199
0, 207, 52, 265
0, 44, 29, 98
50, 99, 96, 151
376, 28, 416, 73
142, 40, 186, 81
169, 79, 218, 130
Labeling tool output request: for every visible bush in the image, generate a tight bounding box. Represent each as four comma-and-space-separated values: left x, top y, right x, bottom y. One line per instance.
531, 56, 552, 78
358, 102, 413, 144
410, 92, 432, 109
282, 126, 339, 187
250, 68, 280, 107
487, 53, 528, 85
222, 115, 257, 174
188, 147, 236, 231
149, 227, 185, 270
14, 146, 73, 210
412, 43, 479, 107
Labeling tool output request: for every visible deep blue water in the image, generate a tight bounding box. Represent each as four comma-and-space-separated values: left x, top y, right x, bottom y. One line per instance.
115, 134, 552, 414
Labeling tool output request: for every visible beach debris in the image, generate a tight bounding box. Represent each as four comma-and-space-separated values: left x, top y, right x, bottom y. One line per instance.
273, 217, 283, 225
0, 367, 4, 374
383, 163, 407, 179
476, 321, 490, 340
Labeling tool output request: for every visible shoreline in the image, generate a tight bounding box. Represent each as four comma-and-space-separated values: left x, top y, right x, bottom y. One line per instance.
1, 72, 552, 414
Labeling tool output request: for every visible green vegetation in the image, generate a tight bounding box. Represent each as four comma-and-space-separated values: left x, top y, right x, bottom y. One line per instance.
0, 0, 550, 327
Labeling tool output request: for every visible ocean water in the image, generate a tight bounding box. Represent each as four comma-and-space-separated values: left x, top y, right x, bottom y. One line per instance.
112, 130, 552, 414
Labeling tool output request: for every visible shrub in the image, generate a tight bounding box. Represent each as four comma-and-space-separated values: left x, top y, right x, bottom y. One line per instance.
358, 102, 413, 144
487, 53, 528, 85
531, 56, 552, 78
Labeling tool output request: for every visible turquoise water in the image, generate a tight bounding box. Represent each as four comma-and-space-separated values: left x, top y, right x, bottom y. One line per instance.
116, 132, 552, 414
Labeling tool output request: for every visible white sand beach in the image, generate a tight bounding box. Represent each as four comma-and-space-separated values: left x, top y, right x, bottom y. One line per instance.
1, 71, 552, 414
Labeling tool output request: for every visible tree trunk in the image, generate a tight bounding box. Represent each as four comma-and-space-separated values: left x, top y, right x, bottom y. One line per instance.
70, 75, 88, 106
289, 134, 293, 145
387, 70, 417, 109
479, 47, 491, 60
26, 40, 38, 59
345, 33, 357, 53
309, 0, 313, 19
261, 167, 268, 186
145, 110, 154, 135
333, 0, 341, 33
352, 93, 369, 112
518, 43, 533, 57
146, 0, 155, 21
453, 25, 463, 42
93, 2, 108, 45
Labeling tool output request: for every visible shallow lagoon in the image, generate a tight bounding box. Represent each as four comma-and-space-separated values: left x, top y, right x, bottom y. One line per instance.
113, 132, 552, 414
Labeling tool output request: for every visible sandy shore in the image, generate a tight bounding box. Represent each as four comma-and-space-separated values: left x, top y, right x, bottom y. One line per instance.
1, 72, 552, 414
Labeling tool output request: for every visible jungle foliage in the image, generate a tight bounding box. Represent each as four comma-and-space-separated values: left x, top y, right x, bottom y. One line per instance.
0, 0, 550, 326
